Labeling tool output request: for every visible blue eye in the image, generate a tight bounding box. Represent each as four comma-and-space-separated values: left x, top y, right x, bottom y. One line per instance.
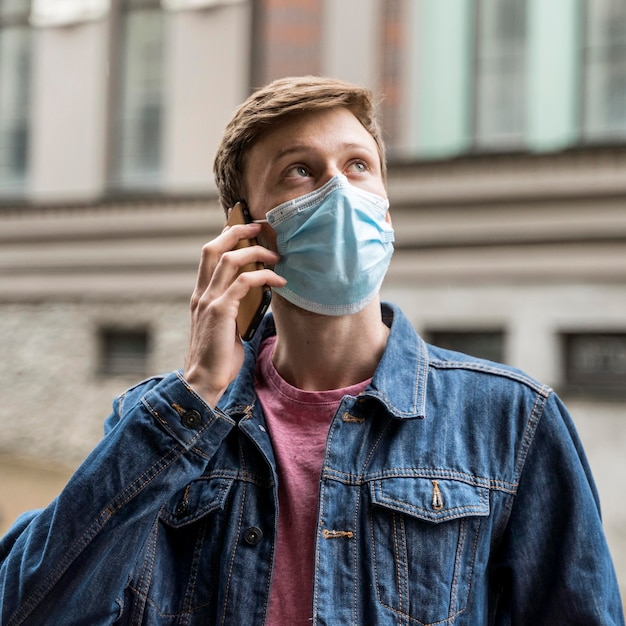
349, 161, 367, 173
286, 165, 311, 178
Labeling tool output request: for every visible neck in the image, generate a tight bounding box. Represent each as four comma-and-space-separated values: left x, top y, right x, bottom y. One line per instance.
270, 296, 389, 391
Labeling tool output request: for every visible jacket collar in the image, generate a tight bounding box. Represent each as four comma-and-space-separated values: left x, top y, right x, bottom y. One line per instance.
366, 302, 427, 419
218, 302, 427, 420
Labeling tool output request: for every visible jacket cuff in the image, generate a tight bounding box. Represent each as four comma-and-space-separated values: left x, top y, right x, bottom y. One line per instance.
140, 370, 235, 457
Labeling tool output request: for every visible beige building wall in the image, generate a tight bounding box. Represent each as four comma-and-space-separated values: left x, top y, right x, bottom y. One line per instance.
163, 3, 252, 194
29, 20, 109, 202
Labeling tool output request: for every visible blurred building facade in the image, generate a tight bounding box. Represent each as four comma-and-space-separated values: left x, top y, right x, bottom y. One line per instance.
0, 0, 625, 598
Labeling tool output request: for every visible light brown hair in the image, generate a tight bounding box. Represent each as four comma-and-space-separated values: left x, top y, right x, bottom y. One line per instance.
213, 75, 386, 214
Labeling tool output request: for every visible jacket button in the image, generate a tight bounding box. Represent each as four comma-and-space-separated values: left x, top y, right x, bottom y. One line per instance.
244, 526, 263, 546
175, 500, 189, 517
180, 409, 201, 430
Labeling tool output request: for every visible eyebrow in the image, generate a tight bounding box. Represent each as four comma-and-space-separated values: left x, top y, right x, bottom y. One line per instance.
274, 145, 311, 160
273, 142, 376, 161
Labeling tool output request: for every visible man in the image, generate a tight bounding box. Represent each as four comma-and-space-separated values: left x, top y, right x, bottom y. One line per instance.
0, 76, 623, 625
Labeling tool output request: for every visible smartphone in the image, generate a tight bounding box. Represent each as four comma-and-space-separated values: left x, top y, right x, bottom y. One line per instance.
225, 202, 272, 341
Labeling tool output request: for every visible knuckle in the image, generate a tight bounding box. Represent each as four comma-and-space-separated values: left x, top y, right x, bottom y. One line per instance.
190, 292, 200, 310
218, 250, 239, 270
236, 270, 258, 286
200, 241, 219, 263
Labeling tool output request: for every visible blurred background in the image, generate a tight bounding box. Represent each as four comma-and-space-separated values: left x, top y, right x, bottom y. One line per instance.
0, 0, 624, 603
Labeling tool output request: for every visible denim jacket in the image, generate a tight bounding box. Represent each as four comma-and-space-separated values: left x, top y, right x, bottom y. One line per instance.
1, 303, 623, 625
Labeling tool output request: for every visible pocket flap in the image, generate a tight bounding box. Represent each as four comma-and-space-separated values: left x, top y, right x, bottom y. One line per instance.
370, 476, 489, 523
162, 477, 234, 527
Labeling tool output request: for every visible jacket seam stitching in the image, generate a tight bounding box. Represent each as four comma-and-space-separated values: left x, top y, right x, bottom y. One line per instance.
8, 446, 185, 626
429, 359, 552, 396
322, 468, 518, 493
494, 390, 550, 539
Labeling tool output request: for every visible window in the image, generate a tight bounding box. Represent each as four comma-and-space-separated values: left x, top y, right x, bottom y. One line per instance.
562, 332, 626, 396
425, 329, 505, 363
99, 327, 151, 377
474, 0, 528, 148
583, 0, 626, 141
112, 0, 165, 189
0, 0, 31, 194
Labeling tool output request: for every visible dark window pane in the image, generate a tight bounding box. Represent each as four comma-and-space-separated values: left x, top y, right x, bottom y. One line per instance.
0, 23, 31, 191
475, 0, 527, 147
426, 329, 505, 363
584, 0, 626, 139
99, 328, 150, 377
113, 6, 164, 188
563, 332, 626, 394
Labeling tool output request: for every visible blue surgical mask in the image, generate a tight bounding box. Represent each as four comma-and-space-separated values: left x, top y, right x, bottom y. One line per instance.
265, 174, 395, 316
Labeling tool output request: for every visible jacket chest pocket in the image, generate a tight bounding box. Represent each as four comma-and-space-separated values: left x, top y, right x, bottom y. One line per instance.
368, 476, 489, 626
124, 477, 235, 625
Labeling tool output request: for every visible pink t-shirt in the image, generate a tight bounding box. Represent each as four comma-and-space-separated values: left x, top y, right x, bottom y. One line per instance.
255, 336, 370, 625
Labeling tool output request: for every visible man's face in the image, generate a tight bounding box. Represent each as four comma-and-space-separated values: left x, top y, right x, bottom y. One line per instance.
242, 107, 387, 250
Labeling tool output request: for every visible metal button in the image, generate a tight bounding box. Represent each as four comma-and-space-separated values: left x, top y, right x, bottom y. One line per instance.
244, 526, 263, 546
180, 409, 201, 430
175, 500, 189, 517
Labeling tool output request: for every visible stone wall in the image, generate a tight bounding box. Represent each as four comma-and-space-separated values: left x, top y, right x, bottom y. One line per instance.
0, 299, 189, 464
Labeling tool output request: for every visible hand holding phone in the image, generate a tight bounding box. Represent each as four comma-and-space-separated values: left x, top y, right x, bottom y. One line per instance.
225, 202, 272, 341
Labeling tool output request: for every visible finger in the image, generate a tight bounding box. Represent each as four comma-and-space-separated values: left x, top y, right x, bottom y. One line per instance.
229, 267, 286, 297
194, 223, 265, 295
208, 246, 281, 296
221, 222, 263, 238
191, 245, 281, 312
191, 267, 284, 342
207, 268, 285, 327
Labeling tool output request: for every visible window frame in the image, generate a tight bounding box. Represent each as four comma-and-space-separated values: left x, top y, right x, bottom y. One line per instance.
97, 325, 152, 378
423, 327, 506, 364
471, 0, 529, 152
108, 0, 165, 192
0, 0, 32, 195
560, 330, 626, 398
580, 0, 626, 144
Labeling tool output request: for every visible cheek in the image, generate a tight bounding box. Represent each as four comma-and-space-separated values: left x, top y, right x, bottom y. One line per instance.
246, 190, 275, 224
258, 225, 278, 254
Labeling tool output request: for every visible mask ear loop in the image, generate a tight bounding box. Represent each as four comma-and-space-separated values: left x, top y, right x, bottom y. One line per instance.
252, 219, 269, 223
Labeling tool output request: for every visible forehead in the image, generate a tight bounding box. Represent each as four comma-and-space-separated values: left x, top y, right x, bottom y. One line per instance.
243, 107, 379, 168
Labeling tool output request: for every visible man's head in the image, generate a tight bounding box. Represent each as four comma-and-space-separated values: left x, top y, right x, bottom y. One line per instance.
213, 75, 386, 214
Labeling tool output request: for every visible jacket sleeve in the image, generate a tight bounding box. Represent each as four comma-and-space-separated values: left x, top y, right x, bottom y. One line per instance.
491, 392, 625, 625
0, 371, 235, 626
